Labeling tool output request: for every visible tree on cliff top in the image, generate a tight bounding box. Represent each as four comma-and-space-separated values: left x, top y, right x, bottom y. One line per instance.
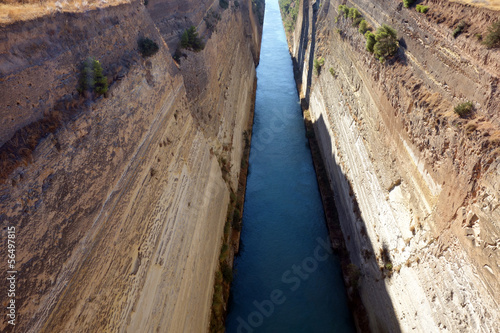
180, 26, 204, 51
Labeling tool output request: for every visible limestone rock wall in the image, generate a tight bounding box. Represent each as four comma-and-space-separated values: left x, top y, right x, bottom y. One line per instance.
0, 0, 262, 332
286, 0, 500, 331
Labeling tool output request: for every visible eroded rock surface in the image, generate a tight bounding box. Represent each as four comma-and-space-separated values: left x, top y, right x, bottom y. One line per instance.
0, 0, 262, 331
285, 0, 500, 331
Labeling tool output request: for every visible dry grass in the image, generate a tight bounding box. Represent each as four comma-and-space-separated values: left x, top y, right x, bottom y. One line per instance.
449, 0, 500, 11
0, 0, 131, 25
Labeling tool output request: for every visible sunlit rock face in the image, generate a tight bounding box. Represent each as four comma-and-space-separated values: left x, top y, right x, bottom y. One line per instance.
282, 0, 500, 331
0, 0, 262, 332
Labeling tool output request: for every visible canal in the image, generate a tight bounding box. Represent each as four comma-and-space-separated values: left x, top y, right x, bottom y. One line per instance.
225, 0, 355, 332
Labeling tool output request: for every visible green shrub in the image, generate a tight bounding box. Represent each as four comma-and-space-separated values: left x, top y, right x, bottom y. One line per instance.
279, 0, 299, 31
77, 57, 108, 96
224, 219, 231, 238
204, 9, 221, 32
385, 262, 393, 271
338, 4, 349, 18
483, 20, 500, 48
313, 57, 325, 76
452, 21, 466, 38
346, 263, 361, 289
373, 24, 399, 60
365, 31, 376, 53
219, 0, 229, 9
221, 262, 233, 282
219, 244, 229, 261
232, 208, 241, 225
181, 26, 204, 51
348, 7, 361, 20
358, 19, 368, 33
416, 5, 429, 13
353, 17, 363, 27
138, 37, 159, 57
329, 67, 336, 77
403, 0, 415, 8
454, 101, 474, 117
173, 48, 182, 63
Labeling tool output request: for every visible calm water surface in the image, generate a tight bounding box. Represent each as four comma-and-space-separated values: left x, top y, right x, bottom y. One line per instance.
225, 1, 355, 332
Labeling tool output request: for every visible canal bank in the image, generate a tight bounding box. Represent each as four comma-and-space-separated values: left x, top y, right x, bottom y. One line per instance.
225, 0, 356, 332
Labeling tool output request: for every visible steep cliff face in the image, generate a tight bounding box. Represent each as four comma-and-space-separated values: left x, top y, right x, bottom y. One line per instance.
285, 0, 500, 331
0, 0, 262, 331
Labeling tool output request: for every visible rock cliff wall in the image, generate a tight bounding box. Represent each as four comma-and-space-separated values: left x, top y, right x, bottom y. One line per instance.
0, 0, 262, 331
285, 0, 500, 331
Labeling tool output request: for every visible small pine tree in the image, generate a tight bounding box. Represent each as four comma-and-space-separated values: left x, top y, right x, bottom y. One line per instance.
365, 31, 376, 53
348, 7, 361, 20
180, 26, 204, 51
338, 5, 349, 18
77, 57, 108, 96
373, 24, 399, 60
359, 20, 368, 34
403, 0, 415, 8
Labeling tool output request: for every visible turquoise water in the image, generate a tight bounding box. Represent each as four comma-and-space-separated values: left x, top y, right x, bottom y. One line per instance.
225, 1, 355, 332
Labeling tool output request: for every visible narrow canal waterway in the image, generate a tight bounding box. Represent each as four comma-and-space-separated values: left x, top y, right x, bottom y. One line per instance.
225, 1, 355, 332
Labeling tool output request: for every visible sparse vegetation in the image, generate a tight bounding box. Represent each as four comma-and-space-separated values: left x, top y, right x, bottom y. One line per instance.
338, 4, 349, 18
219, 0, 229, 9
365, 31, 376, 53
329, 67, 336, 77
373, 24, 399, 61
279, 0, 300, 32
173, 48, 183, 63
348, 7, 361, 20
221, 262, 233, 282
150, 167, 157, 177
204, 9, 221, 32
138, 37, 159, 57
454, 101, 474, 117
403, 0, 415, 8
346, 263, 361, 289
77, 57, 108, 96
416, 4, 429, 13
252, 0, 264, 25
180, 26, 204, 51
452, 20, 466, 38
465, 122, 477, 133
313, 57, 325, 76
358, 19, 369, 34
483, 20, 500, 48
353, 17, 362, 27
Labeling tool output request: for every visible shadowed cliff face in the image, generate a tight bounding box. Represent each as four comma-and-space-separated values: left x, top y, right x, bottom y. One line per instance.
0, 0, 262, 332
283, 0, 500, 331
